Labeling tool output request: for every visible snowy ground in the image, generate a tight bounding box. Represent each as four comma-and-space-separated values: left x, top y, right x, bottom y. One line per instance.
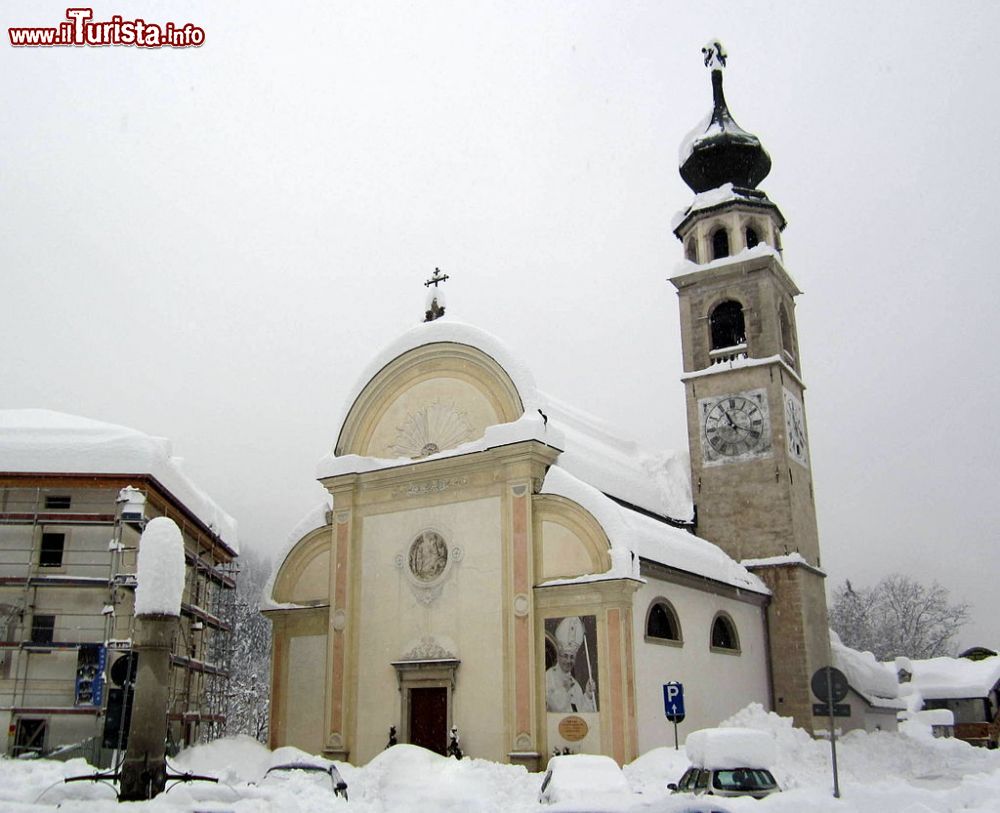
3, 705, 999, 812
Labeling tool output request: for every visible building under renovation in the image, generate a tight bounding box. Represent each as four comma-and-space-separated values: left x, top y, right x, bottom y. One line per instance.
0, 409, 238, 763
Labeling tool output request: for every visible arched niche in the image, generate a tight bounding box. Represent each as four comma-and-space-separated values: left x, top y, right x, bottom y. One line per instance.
533, 494, 611, 581
271, 525, 333, 605
336, 343, 524, 458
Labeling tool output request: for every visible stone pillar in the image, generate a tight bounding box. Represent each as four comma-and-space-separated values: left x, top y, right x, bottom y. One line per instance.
750, 561, 831, 731
119, 614, 178, 801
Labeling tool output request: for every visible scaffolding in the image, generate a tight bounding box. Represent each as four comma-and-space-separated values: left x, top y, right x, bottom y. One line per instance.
0, 479, 238, 762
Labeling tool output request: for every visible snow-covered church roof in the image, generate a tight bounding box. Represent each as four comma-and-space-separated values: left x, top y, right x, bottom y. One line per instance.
0, 409, 238, 550
315, 317, 767, 595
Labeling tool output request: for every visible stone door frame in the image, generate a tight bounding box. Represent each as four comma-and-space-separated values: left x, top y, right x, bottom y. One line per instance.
391, 658, 460, 747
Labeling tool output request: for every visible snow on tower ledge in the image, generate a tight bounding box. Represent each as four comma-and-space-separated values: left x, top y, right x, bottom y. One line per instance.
134, 517, 185, 616
0, 409, 238, 551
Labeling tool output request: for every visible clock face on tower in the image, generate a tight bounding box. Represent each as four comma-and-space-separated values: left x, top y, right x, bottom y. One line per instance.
699, 389, 771, 464
783, 387, 809, 467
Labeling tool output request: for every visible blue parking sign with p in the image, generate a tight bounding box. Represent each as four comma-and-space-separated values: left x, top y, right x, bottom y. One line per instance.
663, 682, 685, 721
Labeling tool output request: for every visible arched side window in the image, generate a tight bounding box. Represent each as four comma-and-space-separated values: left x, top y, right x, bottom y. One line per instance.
685, 237, 698, 263
645, 598, 683, 645
778, 303, 794, 357
745, 225, 760, 250
711, 228, 730, 260
709, 300, 746, 350
710, 612, 740, 653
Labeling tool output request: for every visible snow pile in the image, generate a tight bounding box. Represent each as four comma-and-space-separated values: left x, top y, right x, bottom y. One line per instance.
357, 744, 535, 813
912, 709, 955, 727
538, 753, 633, 806
0, 756, 118, 807
685, 726, 776, 769
831, 630, 905, 708
134, 517, 185, 616
0, 409, 238, 550
3, 709, 1000, 812
170, 733, 274, 784
622, 745, 692, 794
719, 702, 1000, 797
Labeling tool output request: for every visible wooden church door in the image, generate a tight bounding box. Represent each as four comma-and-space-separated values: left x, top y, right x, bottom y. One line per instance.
408, 687, 447, 754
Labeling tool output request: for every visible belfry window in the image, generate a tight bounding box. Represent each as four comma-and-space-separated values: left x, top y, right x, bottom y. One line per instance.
711, 228, 730, 259
745, 226, 760, 250
710, 613, 740, 653
709, 300, 746, 350
779, 303, 794, 357
685, 237, 697, 262
646, 599, 682, 644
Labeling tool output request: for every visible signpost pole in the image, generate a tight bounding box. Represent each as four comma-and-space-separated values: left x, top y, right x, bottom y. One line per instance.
673, 719, 679, 751
825, 668, 841, 799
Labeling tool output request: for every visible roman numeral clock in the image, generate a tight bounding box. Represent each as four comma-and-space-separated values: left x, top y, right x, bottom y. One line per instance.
699, 390, 771, 463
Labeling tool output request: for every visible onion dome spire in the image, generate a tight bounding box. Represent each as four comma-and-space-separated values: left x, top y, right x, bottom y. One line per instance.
679, 42, 771, 194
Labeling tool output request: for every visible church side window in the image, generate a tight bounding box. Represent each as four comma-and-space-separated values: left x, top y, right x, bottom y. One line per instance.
710, 612, 740, 653
711, 227, 730, 259
645, 599, 682, 644
745, 225, 760, 250
709, 300, 746, 350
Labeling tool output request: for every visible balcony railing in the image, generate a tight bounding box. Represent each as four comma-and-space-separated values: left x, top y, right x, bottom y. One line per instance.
709, 343, 748, 365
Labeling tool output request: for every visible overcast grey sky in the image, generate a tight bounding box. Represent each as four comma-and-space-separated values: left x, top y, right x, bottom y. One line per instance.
3, 1, 998, 649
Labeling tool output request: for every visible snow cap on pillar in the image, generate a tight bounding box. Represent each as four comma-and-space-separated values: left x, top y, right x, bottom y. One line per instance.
135, 516, 185, 616
679, 41, 772, 193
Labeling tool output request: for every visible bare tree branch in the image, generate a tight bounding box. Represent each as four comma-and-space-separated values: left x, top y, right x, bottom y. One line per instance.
829, 573, 970, 661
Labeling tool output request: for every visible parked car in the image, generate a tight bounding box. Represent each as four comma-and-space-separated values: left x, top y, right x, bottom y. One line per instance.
669, 766, 779, 799
538, 753, 635, 806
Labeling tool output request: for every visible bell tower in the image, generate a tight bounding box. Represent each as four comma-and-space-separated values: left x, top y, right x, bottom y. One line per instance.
669, 42, 831, 730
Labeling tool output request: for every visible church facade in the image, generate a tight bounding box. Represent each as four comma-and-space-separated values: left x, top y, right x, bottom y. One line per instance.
264, 45, 830, 768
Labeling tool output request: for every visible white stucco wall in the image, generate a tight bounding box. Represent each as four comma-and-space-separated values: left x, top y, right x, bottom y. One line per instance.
355, 496, 505, 763
287, 634, 327, 756
632, 574, 770, 755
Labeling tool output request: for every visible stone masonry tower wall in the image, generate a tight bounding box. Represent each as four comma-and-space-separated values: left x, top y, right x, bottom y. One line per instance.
670, 42, 832, 731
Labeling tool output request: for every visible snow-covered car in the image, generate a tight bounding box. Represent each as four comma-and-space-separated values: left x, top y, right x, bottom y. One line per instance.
263, 761, 348, 800
667, 727, 780, 800
538, 753, 635, 806
668, 766, 779, 799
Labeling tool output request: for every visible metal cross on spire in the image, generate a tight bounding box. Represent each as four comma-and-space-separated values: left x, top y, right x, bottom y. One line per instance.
701, 40, 727, 70
423, 267, 449, 322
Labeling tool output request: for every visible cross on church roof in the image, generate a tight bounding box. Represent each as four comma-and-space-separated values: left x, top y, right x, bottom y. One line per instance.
423, 267, 448, 322
702, 40, 727, 70
424, 267, 449, 288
